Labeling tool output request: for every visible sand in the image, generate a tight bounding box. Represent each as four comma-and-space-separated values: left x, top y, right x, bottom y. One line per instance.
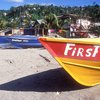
0, 48, 100, 100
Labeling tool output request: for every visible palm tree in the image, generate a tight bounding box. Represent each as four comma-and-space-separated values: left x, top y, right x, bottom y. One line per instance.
44, 13, 59, 29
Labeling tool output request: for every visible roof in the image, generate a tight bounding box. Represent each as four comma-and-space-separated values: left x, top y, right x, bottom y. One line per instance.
36, 19, 45, 24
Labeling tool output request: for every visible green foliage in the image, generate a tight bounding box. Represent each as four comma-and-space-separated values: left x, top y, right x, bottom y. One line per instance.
0, 4, 100, 31
44, 13, 59, 29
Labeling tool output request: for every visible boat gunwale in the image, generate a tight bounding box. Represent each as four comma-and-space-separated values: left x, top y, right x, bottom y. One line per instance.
39, 37, 100, 45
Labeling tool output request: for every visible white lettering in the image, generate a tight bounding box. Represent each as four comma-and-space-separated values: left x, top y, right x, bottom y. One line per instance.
92, 46, 100, 57
64, 44, 100, 58
12, 39, 22, 42
86, 48, 93, 57
72, 47, 76, 56
64, 43, 75, 55
77, 48, 84, 57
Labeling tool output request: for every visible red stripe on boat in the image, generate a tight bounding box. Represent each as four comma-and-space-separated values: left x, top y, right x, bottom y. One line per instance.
42, 41, 100, 61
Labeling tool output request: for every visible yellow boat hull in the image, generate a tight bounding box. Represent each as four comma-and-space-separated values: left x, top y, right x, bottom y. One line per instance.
55, 57, 100, 86
39, 37, 100, 86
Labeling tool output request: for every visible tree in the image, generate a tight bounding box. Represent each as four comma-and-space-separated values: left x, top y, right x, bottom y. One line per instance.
0, 18, 8, 30
44, 13, 59, 29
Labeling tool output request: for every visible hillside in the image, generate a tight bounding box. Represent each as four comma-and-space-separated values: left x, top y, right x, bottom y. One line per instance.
0, 4, 100, 30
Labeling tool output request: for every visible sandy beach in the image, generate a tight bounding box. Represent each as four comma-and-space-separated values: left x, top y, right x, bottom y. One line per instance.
0, 48, 100, 100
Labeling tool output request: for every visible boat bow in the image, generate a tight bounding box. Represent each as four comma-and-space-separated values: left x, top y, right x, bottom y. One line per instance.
39, 37, 100, 86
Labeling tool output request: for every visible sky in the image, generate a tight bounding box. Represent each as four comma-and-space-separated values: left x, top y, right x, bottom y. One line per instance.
0, 0, 100, 10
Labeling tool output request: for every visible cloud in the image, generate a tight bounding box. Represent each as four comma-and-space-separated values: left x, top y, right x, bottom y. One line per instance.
8, 0, 24, 3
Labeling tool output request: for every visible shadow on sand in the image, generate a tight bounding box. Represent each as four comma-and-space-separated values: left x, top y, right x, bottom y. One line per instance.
0, 68, 87, 92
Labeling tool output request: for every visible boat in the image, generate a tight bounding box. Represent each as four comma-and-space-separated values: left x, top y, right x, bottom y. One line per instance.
0, 36, 13, 48
38, 37, 100, 86
7, 35, 43, 48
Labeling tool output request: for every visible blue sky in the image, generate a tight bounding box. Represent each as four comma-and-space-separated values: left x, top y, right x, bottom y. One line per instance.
0, 0, 100, 10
